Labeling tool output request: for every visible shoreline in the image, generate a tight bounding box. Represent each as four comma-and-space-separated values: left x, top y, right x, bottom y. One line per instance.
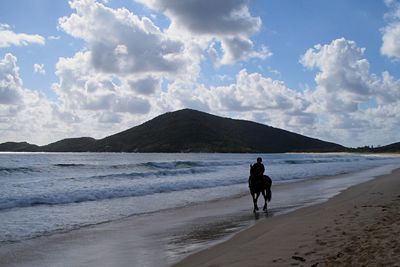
1, 164, 399, 267
174, 167, 400, 266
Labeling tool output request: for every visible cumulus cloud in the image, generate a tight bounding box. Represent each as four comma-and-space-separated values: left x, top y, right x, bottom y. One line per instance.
137, 0, 260, 36
98, 111, 121, 124
2, 1, 400, 148
136, 0, 270, 64
128, 76, 160, 95
48, 35, 61, 41
0, 54, 23, 104
113, 95, 150, 114
0, 54, 63, 145
0, 51, 153, 145
299, 38, 400, 146
381, 0, 400, 59
52, 50, 152, 115
220, 37, 272, 64
161, 38, 400, 146
158, 69, 315, 132
0, 24, 45, 48
33, 64, 46, 75
300, 38, 375, 113
58, 0, 187, 76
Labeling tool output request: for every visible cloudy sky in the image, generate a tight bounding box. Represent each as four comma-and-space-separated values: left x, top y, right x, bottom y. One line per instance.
1, 0, 399, 147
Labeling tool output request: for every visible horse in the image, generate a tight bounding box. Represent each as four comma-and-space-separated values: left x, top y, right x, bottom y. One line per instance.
249, 173, 272, 213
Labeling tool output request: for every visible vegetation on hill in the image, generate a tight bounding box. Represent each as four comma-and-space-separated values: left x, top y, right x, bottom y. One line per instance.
91, 109, 344, 152
0, 109, 396, 153
0, 142, 39, 152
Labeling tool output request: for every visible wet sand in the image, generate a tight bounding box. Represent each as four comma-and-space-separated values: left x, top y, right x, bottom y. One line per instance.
175, 168, 400, 267
0, 166, 398, 267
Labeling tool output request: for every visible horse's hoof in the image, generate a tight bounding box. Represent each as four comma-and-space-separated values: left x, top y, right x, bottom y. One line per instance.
255, 206, 259, 211
263, 205, 267, 211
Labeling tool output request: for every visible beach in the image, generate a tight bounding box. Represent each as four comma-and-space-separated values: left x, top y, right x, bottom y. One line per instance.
0, 161, 398, 266
175, 168, 400, 267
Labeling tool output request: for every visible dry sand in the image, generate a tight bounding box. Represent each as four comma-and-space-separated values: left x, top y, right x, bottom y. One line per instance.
174, 168, 400, 267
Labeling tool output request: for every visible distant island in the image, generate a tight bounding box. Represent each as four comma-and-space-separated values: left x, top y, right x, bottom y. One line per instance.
0, 109, 398, 153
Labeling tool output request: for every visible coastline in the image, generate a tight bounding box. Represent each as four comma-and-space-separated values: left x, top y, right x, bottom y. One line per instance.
174, 167, 400, 267
1, 164, 399, 267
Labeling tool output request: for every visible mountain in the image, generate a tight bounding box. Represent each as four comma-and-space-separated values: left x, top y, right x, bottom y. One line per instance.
0, 142, 39, 152
372, 142, 400, 153
93, 109, 344, 152
40, 137, 97, 152
348, 142, 400, 153
0, 109, 345, 153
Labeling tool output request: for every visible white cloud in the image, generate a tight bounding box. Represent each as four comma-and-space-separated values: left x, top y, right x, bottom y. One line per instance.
220, 37, 272, 64
33, 63, 46, 75
300, 38, 375, 113
0, 51, 154, 145
135, 0, 269, 65
159, 38, 400, 146
48, 35, 61, 40
113, 95, 150, 114
2, 1, 400, 148
128, 76, 160, 95
158, 69, 315, 132
0, 53, 23, 105
0, 54, 63, 145
58, 0, 187, 76
137, 0, 261, 36
0, 24, 45, 48
381, 0, 400, 59
299, 38, 400, 146
47, 36, 400, 147
52, 51, 153, 115
381, 23, 400, 59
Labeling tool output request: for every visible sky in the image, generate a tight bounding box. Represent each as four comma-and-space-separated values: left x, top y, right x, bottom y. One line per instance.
0, 0, 399, 147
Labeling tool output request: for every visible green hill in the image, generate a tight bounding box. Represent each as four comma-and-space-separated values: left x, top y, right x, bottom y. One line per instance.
0, 142, 39, 152
372, 142, 400, 153
40, 137, 97, 152
0, 109, 345, 153
93, 109, 344, 152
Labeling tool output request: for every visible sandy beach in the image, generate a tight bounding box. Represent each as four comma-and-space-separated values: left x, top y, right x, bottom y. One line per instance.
175, 168, 400, 267
1, 165, 399, 267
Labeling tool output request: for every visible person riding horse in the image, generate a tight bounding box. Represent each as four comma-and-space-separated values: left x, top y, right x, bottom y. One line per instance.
249, 157, 265, 184
249, 157, 272, 213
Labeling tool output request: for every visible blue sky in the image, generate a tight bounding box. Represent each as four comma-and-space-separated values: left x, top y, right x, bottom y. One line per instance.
1, 0, 399, 147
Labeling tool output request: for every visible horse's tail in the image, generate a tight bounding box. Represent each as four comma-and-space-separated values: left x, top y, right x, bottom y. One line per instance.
266, 189, 272, 202
264, 175, 272, 202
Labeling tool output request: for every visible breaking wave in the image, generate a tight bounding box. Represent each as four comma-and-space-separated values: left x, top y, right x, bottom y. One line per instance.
0, 176, 245, 210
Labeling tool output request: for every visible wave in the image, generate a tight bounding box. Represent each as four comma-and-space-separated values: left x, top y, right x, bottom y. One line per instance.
54, 163, 86, 167
137, 160, 246, 170
0, 167, 38, 174
0, 176, 246, 210
73, 167, 216, 181
278, 158, 361, 165
140, 161, 203, 169
50, 160, 246, 173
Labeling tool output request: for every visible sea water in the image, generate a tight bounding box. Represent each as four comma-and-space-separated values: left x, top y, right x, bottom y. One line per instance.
0, 152, 399, 243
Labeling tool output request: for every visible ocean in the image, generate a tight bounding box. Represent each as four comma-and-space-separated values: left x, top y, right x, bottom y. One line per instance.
1, 152, 400, 245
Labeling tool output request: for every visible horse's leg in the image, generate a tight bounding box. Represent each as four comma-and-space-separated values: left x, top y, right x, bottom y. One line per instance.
253, 192, 260, 212
261, 190, 268, 212
250, 192, 257, 212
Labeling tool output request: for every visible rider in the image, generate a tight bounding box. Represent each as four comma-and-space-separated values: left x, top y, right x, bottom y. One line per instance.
249, 157, 265, 187
252, 157, 265, 178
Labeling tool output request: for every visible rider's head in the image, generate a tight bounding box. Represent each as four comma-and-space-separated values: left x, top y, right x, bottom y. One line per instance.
257, 157, 262, 163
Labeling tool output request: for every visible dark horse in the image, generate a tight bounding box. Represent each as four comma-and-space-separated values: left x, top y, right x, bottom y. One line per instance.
249, 170, 272, 213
